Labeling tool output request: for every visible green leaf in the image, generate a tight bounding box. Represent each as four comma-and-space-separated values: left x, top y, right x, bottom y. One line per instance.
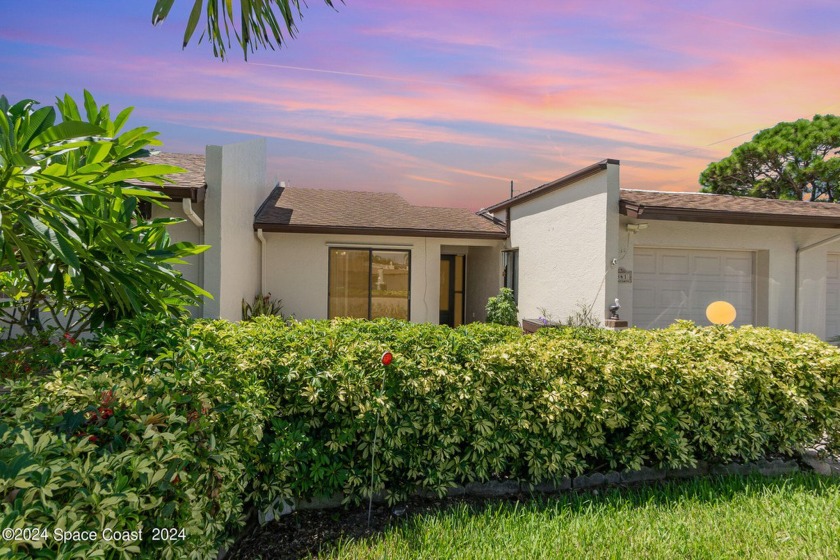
152, 0, 177, 24
183, 0, 205, 48
94, 164, 185, 185
28, 120, 105, 150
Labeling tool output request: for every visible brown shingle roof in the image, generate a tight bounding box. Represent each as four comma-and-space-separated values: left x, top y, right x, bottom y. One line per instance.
254, 186, 507, 239
620, 189, 840, 228
133, 152, 206, 202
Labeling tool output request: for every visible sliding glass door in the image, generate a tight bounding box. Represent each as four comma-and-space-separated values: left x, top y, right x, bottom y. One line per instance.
328, 248, 410, 320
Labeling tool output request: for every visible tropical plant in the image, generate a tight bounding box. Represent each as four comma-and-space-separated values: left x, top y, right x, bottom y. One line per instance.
241, 292, 288, 321
564, 300, 601, 328
152, 0, 338, 61
0, 91, 209, 338
700, 114, 840, 201
486, 287, 518, 326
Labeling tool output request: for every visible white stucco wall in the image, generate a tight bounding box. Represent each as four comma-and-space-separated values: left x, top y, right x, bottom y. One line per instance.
617, 217, 840, 338
503, 163, 620, 325
151, 200, 204, 316
203, 139, 271, 321
262, 233, 502, 323
466, 246, 503, 322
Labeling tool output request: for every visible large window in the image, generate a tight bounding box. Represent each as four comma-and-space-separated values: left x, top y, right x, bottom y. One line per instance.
503, 249, 518, 302
328, 248, 410, 320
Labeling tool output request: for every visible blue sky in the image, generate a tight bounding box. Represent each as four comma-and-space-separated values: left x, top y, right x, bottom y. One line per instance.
4, 1, 840, 208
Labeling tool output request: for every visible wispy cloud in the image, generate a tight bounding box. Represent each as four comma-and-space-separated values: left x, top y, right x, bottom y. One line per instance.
4, 0, 839, 208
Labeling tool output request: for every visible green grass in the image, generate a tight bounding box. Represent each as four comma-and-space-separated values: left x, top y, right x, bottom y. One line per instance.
320, 474, 840, 560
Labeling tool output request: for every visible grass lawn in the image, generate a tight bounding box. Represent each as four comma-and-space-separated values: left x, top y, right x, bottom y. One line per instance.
314, 474, 840, 560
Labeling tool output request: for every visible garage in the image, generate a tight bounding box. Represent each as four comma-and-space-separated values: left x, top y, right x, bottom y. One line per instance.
633, 247, 755, 329
826, 254, 840, 340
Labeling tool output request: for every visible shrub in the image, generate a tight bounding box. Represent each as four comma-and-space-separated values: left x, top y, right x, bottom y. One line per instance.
486, 288, 518, 326
215, 318, 840, 504
0, 315, 268, 559
0, 331, 67, 381
3, 316, 840, 558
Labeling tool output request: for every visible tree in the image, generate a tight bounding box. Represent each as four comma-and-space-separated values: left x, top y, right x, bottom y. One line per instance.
699, 115, 840, 202
152, 0, 338, 61
0, 91, 209, 338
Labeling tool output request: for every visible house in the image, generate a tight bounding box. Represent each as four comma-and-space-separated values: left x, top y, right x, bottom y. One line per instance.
145, 139, 840, 340
144, 139, 506, 325
484, 159, 840, 340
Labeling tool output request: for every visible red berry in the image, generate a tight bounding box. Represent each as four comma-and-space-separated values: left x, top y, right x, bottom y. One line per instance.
88, 435, 99, 443
381, 352, 393, 366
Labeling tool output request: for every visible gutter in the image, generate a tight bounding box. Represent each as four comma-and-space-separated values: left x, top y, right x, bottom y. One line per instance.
795, 233, 840, 332
182, 198, 204, 228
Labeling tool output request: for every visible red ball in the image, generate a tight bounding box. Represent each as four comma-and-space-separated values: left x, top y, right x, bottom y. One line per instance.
381, 352, 393, 366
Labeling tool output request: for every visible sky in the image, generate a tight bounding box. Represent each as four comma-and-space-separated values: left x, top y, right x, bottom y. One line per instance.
3, 1, 840, 209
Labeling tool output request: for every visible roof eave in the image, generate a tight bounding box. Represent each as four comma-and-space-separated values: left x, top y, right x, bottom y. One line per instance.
619, 202, 840, 229
252, 222, 508, 239
135, 183, 206, 203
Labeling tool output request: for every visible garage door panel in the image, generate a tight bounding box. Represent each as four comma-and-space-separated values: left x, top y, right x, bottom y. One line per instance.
634, 287, 655, 308
633, 248, 754, 329
635, 251, 656, 273
661, 254, 690, 274
693, 256, 721, 276
723, 256, 752, 276
658, 289, 689, 307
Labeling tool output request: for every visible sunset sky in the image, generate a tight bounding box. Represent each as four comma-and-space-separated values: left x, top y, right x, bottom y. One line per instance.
4, 1, 840, 209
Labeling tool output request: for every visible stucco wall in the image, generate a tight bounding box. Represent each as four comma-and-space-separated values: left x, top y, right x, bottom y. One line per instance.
466, 246, 503, 323
262, 233, 502, 323
151, 200, 204, 316
504, 164, 620, 325
617, 217, 840, 338
203, 139, 270, 321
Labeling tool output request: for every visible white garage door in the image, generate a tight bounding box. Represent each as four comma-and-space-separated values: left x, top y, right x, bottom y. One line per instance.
826, 254, 840, 339
633, 248, 754, 329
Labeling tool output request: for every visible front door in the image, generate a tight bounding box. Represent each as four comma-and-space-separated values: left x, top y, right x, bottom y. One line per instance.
439, 255, 465, 327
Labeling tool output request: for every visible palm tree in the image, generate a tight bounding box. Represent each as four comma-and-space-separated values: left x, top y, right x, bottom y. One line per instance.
152, 0, 338, 61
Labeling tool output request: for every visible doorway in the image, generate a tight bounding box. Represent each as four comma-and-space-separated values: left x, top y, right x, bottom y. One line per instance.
439, 255, 465, 327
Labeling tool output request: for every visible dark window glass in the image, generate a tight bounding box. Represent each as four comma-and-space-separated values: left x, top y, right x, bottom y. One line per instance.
329, 248, 410, 320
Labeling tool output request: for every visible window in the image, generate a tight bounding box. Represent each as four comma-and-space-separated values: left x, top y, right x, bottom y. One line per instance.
328, 248, 410, 320
503, 249, 518, 302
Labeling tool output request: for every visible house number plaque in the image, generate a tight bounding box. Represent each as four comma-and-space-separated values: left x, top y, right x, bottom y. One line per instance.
618, 267, 632, 283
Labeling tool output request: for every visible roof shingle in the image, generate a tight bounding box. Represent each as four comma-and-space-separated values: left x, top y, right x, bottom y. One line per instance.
254, 186, 507, 239
143, 152, 206, 189
620, 189, 840, 228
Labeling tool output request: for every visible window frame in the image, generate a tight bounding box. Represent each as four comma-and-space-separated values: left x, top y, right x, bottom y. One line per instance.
327, 247, 412, 320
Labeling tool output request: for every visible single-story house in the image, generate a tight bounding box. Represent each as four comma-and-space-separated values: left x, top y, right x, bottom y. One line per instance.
144, 138, 840, 340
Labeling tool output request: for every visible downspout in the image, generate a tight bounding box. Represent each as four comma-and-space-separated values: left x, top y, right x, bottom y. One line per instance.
795, 232, 840, 332
256, 228, 267, 295
182, 198, 205, 317
182, 198, 204, 228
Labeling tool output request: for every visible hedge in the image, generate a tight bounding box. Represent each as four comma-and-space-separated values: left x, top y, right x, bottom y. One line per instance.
0, 317, 270, 559
2, 316, 840, 559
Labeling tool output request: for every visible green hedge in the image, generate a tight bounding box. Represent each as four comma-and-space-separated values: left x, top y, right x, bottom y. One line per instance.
0, 317, 269, 559
2, 316, 840, 559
